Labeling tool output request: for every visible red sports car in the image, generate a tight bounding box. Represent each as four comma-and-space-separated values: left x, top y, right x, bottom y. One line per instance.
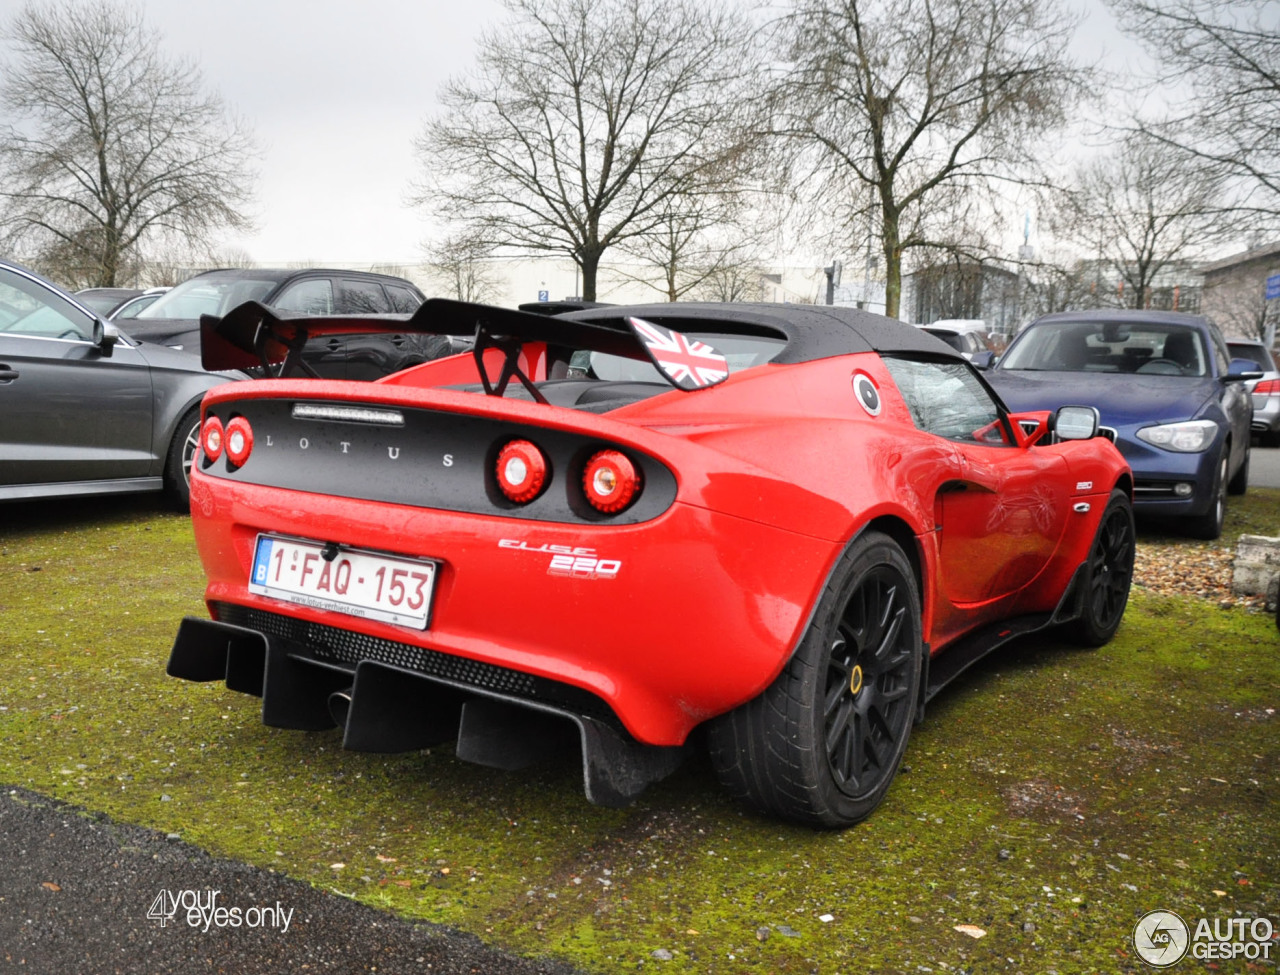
167, 300, 1134, 827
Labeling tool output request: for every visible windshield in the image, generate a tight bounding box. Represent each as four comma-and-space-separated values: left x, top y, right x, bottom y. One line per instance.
569, 334, 785, 383
1000, 321, 1208, 377
138, 274, 276, 320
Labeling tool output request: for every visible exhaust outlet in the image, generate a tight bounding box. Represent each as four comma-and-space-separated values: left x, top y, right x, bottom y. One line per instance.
328, 688, 353, 728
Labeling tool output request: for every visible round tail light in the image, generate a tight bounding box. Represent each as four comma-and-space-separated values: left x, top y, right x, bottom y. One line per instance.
201, 416, 224, 462
583, 449, 641, 513
225, 416, 254, 467
496, 439, 548, 503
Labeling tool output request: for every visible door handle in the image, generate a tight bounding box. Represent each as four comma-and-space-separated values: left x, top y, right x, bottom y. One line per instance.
326, 338, 341, 351
0, 365, 18, 382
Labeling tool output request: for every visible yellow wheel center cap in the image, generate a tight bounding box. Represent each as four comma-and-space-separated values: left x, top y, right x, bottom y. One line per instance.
849, 665, 864, 696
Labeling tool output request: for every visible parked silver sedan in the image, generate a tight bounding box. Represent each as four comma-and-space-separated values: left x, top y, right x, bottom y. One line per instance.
1227, 339, 1280, 445
0, 260, 240, 508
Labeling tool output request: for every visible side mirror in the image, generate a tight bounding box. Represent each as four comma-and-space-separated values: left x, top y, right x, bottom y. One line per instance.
970, 350, 994, 370
1054, 405, 1100, 441
1225, 357, 1264, 382
96, 319, 119, 358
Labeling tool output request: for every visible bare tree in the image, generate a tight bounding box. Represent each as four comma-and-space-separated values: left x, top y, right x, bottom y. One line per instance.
1109, 0, 1280, 221
618, 192, 781, 301
774, 0, 1089, 318
1018, 253, 1104, 318
694, 264, 766, 303
423, 230, 505, 303
1051, 133, 1227, 309
413, 0, 763, 302
0, 0, 255, 287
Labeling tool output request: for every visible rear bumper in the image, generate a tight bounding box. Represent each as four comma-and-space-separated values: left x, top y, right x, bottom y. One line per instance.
186, 474, 839, 746
167, 616, 685, 807
1251, 393, 1280, 434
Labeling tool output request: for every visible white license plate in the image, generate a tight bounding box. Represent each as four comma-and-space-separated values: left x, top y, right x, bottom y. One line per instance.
249, 535, 437, 629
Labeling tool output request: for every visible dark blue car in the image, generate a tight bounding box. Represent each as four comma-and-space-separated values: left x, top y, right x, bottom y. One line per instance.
986, 310, 1257, 539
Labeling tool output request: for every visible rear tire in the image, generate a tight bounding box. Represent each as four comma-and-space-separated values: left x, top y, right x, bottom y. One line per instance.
1068, 489, 1135, 647
163, 406, 201, 511
708, 531, 923, 828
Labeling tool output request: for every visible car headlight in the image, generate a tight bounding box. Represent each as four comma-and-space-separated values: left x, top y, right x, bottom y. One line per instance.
1135, 419, 1218, 452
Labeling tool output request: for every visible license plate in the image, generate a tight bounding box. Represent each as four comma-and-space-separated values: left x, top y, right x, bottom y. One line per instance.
249, 535, 437, 629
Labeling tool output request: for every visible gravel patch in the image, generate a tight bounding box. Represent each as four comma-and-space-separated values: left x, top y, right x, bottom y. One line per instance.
1133, 538, 1264, 610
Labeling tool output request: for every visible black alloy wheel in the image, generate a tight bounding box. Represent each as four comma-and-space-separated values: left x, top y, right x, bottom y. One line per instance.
823, 569, 917, 797
708, 531, 923, 828
1070, 489, 1135, 646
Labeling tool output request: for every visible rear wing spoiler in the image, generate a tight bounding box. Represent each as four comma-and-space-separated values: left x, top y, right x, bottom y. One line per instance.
200, 299, 727, 394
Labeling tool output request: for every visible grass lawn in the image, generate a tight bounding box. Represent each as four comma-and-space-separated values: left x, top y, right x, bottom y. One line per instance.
1, 492, 1277, 972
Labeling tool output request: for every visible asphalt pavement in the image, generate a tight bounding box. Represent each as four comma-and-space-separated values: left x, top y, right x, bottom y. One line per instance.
0, 787, 580, 975
1249, 441, 1280, 489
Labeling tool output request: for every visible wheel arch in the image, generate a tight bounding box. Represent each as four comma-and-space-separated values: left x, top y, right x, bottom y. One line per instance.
783, 514, 928, 671
862, 514, 925, 603
1114, 470, 1133, 500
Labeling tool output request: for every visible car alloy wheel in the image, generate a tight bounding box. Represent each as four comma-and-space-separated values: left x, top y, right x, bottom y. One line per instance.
1070, 489, 1135, 646
708, 531, 922, 827
823, 568, 917, 797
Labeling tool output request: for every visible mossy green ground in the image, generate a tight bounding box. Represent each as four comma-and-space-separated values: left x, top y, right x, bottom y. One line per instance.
1, 494, 1277, 973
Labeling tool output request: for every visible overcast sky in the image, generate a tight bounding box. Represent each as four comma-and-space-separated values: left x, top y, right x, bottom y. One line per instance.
135, 0, 505, 266
24, 0, 1144, 267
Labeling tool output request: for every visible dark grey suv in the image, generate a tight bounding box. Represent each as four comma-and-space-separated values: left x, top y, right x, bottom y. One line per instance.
126, 268, 439, 380
0, 260, 241, 508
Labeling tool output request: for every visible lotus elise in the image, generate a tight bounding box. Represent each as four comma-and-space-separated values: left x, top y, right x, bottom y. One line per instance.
167, 300, 1133, 827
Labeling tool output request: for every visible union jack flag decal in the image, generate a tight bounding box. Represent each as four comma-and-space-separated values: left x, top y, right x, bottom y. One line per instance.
627, 316, 729, 391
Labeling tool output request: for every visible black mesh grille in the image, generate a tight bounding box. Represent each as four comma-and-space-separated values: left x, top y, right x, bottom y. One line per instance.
214, 602, 620, 726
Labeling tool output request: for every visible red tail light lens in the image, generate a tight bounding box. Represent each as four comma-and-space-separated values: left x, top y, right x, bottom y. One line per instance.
201, 416, 224, 462
496, 439, 548, 503
583, 450, 641, 513
1255, 379, 1280, 395
225, 416, 254, 467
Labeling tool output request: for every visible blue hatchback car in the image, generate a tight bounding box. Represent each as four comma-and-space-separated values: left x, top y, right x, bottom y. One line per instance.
986, 310, 1258, 539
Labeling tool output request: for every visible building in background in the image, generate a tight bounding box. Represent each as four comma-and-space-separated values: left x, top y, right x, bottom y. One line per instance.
1200, 241, 1280, 343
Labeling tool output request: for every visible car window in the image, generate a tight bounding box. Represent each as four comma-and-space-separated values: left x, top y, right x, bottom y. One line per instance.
0, 268, 96, 341
274, 278, 334, 314
923, 329, 965, 353
569, 334, 784, 382
139, 276, 277, 319
1227, 342, 1276, 371
75, 292, 129, 315
385, 284, 421, 314
1209, 328, 1231, 374
883, 356, 1009, 444
111, 294, 161, 319
1000, 322, 1208, 376
338, 280, 391, 314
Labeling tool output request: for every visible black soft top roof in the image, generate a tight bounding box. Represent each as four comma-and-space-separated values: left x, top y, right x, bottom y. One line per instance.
558, 302, 959, 364
201, 297, 960, 374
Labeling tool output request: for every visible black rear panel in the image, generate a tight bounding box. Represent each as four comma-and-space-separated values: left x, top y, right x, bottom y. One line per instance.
201, 397, 677, 524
